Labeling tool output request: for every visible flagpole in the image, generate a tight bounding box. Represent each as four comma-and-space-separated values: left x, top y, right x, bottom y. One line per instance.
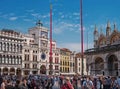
49, 4, 53, 75
80, 0, 84, 76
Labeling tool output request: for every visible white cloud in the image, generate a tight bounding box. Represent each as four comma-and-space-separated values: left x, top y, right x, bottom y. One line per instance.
9, 17, 18, 21
58, 42, 93, 52
53, 21, 79, 34
73, 12, 79, 16
42, 13, 49, 18
31, 13, 39, 17
23, 19, 32, 22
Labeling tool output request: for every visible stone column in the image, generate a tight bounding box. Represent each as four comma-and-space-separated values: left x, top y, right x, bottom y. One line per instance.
92, 62, 95, 75
15, 68, 17, 75
104, 62, 108, 76
8, 67, 10, 75
21, 70, 24, 76
1, 67, 3, 75
30, 71, 32, 75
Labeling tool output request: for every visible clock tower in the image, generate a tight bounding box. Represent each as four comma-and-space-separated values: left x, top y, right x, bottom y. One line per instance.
29, 20, 49, 74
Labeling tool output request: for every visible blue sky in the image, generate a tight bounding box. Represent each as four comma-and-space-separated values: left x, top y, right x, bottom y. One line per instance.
0, 0, 120, 52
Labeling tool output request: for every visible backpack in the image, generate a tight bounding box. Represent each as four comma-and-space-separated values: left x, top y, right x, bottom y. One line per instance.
83, 80, 89, 89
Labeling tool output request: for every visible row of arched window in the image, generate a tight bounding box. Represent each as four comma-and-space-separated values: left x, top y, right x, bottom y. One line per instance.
0, 42, 22, 52
0, 55, 22, 64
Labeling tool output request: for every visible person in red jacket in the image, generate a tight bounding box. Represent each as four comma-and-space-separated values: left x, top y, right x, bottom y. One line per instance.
61, 77, 74, 89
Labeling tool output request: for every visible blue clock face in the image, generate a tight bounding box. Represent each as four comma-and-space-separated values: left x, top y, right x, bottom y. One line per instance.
41, 53, 46, 60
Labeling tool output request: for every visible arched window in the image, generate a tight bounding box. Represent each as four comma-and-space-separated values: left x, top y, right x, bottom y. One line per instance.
19, 56, 22, 64
17, 44, 19, 52
5, 56, 8, 64
20, 45, 22, 52
0, 42, 2, 51
9, 56, 12, 64
2, 55, 5, 64
7, 43, 9, 51
0, 55, 2, 63
14, 44, 16, 52
10, 44, 12, 52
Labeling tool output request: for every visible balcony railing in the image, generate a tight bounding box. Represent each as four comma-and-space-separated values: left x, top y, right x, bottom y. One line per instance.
85, 44, 120, 55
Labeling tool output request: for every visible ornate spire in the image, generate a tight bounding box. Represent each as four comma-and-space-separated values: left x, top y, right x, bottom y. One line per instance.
94, 24, 98, 34
114, 23, 116, 30
107, 20, 110, 28
100, 27, 103, 35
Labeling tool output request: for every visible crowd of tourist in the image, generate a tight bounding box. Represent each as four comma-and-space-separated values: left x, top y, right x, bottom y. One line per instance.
0, 74, 120, 89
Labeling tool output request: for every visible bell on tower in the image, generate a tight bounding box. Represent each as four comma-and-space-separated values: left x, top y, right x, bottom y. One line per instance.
36, 20, 43, 27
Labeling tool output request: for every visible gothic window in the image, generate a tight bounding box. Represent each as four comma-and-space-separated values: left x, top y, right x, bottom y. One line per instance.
12, 44, 14, 52
7, 43, 9, 51
14, 44, 16, 52
55, 66, 58, 70
0, 42, 2, 51
2, 56, 5, 64
17, 44, 19, 52
19, 57, 22, 64
15, 57, 17, 64
2, 43, 5, 51
9, 57, 11, 64
25, 55, 26, 61
0, 55, 1, 63
17, 57, 19, 64
79, 67, 80, 72
20, 45, 22, 52
12, 57, 15, 64
5, 56, 8, 64
10, 44, 12, 52
7, 56, 9, 64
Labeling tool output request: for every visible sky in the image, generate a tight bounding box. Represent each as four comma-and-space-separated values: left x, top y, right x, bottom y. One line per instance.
0, 0, 120, 52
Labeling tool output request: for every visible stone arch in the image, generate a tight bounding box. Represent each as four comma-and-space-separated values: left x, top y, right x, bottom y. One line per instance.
16, 68, 21, 75
94, 57, 104, 75
10, 68, 15, 75
0, 68, 1, 74
110, 30, 120, 44
106, 54, 118, 76
3, 67, 8, 75
98, 36, 106, 46
40, 65, 46, 74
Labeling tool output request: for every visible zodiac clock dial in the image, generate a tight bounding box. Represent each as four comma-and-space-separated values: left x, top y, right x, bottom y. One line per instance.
41, 53, 46, 60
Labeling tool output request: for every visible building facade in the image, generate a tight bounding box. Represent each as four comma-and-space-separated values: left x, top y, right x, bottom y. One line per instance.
22, 34, 39, 75
60, 48, 71, 75
0, 29, 23, 75
0, 21, 60, 75
23, 21, 60, 75
85, 22, 120, 76
75, 53, 87, 75
69, 51, 76, 75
